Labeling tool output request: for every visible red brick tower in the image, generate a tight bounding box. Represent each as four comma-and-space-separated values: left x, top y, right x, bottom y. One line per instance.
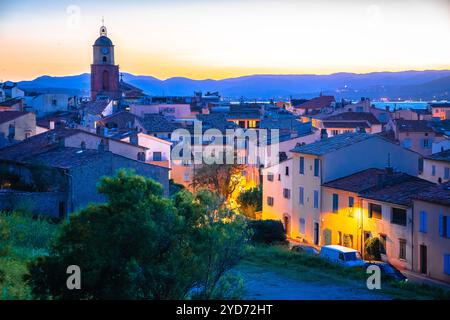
90, 25, 120, 101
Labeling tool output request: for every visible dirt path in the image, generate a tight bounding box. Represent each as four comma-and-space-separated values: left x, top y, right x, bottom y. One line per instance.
235, 264, 391, 300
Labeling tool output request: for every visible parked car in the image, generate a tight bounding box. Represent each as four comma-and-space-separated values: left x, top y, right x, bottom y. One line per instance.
364, 261, 408, 282
319, 245, 365, 267
291, 245, 319, 255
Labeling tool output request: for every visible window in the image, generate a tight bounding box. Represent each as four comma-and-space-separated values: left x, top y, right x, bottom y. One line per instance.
431, 165, 436, 176
332, 193, 339, 213
364, 231, 371, 243
51, 99, 57, 106
439, 215, 449, 238
399, 239, 407, 260
331, 129, 339, 136
314, 159, 320, 177
102, 56, 107, 62
369, 203, 382, 219
379, 234, 387, 254
348, 196, 354, 208
299, 218, 306, 234
299, 187, 304, 205
338, 231, 342, 245
343, 234, 353, 248
267, 196, 274, 206
137, 152, 146, 161
283, 188, 291, 199
267, 172, 274, 182
403, 138, 412, 148
445, 254, 450, 275
419, 211, 427, 233
445, 167, 450, 179
183, 172, 190, 182
391, 208, 407, 226
153, 152, 162, 161
299, 157, 304, 174
313, 190, 319, 209
422, 139, 431, 149
285, 166, 289, 176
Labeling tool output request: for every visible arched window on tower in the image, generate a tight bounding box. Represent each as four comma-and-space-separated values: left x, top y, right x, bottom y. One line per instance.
103, 56, 107, 63
102, 70, 109, 91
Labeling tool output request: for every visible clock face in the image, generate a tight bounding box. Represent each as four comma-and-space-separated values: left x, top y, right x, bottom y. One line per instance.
101, 47, 109, 55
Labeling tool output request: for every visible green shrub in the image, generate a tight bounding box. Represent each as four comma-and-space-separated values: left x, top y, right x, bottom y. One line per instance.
364, 237, 384, 261
237, 187, 262, 219
247, 220, 288, 245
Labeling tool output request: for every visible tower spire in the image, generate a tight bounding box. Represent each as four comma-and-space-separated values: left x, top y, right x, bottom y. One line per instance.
100, 17, 107, 36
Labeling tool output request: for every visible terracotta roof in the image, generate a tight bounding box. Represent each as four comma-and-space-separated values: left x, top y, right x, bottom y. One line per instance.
430, 103, 450, 108
32, 147, 110, 169
396, 120, 434, 132
322, 121, 370, 129
0, 128, 81, 163
140, 114, 181, 133
296, 96, 335, 109
197, 113, 238, 132
291, 132, 375, 155
426, 149, 450, 162
97, 111, 138, 128
414, 182, 450, 206
324, 168, 435, 206
0, 98, 22, 107
0, 111, 29, 125
323, 112, 381, 125
82, 100, 110, 116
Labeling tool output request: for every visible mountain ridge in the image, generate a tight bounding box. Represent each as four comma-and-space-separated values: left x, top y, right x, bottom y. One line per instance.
16, 70, 450, 100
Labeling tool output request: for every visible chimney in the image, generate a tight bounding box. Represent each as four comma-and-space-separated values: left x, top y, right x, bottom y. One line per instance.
376, 173, 384, 189
130, 133, 139, 146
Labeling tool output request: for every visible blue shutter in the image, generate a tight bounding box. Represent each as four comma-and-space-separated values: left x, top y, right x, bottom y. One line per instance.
314, 190, 319, 209
439, 215, 444, 237
299, 157, 304, 174
420, 211, 427, 233
299, 187, 304, 205
445, 254, 450, 275
447, 216, 450, 238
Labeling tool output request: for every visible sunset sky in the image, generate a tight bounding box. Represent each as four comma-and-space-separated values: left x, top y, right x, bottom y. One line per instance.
1, 0, 449, 82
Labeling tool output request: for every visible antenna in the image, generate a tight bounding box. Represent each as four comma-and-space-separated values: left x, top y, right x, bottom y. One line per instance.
102, 16, 105, 26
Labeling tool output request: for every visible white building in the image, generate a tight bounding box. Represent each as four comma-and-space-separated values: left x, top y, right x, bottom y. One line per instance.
262, 133, 422, 245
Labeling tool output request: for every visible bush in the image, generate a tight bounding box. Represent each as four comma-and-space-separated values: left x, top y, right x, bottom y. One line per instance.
247, 220, 288, 245
25, 170, 249, 300
365, 237, 384, 261
237, 187, 262, 219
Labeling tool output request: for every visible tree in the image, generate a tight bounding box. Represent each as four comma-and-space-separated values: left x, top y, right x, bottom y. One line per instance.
237, 187, 262, 219
25, 170, 248, 300
364, 237, 384, 261
191, 162, 246, 203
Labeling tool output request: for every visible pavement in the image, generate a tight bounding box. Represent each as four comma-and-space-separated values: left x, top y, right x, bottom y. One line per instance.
401, 270, 450, 290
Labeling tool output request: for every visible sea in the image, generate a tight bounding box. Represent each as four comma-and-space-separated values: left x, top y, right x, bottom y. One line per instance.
372, 101, 429, 111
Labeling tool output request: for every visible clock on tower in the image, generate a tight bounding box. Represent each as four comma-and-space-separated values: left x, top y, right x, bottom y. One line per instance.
90, 24, 120, 101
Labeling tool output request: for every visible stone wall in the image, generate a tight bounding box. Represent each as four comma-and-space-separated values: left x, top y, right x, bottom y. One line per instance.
0, 190, 67, 217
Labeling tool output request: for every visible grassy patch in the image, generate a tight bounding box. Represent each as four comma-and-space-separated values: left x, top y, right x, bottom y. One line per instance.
241, 245, 450, 300
0, 211, 60, 300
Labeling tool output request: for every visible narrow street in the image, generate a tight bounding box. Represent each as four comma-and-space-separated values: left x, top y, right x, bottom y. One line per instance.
235, 264, 391, 300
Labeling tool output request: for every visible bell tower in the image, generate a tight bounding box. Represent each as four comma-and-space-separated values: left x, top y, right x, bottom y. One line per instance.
90, 22, 120, 101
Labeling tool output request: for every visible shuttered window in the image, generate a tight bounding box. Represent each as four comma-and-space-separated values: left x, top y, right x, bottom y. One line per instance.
332, 194, 339, 213
299, 187, 304, 205
313, 190, 319, 209
299, 157, 304, 174
444, 254, 450, 275
419, 211, 427, 233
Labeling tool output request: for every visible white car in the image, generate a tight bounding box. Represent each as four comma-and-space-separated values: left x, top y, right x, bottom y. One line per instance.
319, 245, 365, 267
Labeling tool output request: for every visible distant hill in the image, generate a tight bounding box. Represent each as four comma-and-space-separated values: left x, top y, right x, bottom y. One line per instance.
17, 70, 450, 100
